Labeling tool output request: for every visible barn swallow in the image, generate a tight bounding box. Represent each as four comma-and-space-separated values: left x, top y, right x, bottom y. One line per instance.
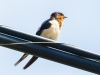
14, 12, 67, 69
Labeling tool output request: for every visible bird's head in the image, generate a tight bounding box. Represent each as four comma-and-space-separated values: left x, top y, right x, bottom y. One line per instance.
50, 12, 67, 27
50, 12, 67, 20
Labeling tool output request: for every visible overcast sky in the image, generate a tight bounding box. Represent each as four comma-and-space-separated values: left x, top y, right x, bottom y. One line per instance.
0, 0, 100, 75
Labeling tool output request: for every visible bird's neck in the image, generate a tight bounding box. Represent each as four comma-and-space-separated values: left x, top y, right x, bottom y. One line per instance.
50, 17, 63, 28
56, 19, 63, 28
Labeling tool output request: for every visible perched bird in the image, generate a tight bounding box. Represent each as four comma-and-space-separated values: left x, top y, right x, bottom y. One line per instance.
14, 12, 67, 69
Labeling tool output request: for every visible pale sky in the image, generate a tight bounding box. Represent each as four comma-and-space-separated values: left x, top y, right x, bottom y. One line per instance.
0, 0, 100, 75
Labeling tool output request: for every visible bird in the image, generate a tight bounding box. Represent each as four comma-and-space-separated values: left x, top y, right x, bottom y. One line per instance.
14, 12, 67, 69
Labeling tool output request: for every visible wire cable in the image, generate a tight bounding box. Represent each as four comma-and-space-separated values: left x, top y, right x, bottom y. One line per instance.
0, 41, 63, 46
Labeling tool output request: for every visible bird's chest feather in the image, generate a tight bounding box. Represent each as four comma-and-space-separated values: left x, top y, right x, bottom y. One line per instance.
40, 20, 60, 40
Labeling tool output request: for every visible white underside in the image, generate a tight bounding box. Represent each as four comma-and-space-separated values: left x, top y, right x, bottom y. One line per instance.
40, 20, 61, 40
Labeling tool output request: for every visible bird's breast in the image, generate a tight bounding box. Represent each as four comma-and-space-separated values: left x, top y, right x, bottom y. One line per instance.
40, 21, 60, 40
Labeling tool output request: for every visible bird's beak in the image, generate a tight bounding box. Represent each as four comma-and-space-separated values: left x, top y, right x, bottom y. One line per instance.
64, 16, 67, 18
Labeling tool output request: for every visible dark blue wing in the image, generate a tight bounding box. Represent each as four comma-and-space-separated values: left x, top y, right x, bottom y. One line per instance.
36, 19, 52, 36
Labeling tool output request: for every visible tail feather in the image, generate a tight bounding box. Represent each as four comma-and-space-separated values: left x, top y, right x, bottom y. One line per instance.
14, 53, 29, 66
23, 56, 38, 69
